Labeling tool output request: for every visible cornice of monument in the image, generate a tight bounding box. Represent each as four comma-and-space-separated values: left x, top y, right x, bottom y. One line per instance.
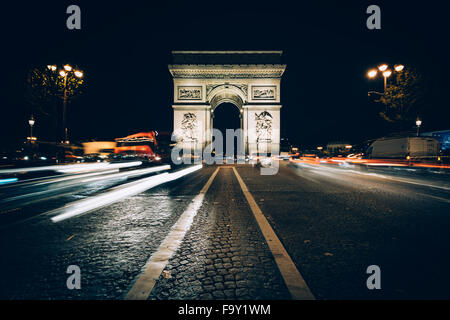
168, 64, 286, 79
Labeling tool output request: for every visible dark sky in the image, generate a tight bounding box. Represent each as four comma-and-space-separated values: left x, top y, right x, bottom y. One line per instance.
1, 0, 449, 149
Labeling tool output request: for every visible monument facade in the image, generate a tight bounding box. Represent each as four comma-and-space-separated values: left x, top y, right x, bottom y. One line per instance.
169, 51, 286, 156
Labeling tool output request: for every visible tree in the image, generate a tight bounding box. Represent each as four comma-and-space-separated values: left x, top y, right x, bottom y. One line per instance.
25, 65, 84, 140
376, 67, 424, 129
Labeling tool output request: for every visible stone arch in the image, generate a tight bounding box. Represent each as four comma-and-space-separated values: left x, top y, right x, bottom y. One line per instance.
169, 51, 286, 155
207, 85, 246, 110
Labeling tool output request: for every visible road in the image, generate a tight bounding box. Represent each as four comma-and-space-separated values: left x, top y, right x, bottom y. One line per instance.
0, 161, 449, 299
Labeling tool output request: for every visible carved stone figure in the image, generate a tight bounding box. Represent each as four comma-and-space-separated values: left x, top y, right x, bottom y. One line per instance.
255, 111, 272, 142
181, 113, 198, 142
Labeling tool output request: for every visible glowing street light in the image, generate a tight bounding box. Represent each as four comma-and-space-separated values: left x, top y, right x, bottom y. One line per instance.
47, 64, 84, 145
367, 63, 405, 94
28, 115, 35, 143
378, 64, 388, 72
416, 118, 422, 136
382, 70, 392, 78
380, 69, 392, 92
394, 64, 405, 72
367, 69, 378, 78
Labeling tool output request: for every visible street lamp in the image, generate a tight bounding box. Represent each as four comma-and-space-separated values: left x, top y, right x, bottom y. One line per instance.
28, 115, 35, 143
48, 64, 84, 144
416, 118, 422, 136
382, 70, 392, 92
378, 64, 388, 72
394, 64, 405, 72
367, 63, 404, 94
367, 69, 377, 78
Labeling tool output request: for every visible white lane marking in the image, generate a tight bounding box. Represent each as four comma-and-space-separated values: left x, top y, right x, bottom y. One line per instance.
50, 165, 202, 223
124, 167, 220, 300
232, 167, 315, 300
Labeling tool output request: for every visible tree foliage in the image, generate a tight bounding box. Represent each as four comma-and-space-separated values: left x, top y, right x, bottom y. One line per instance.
25, 65, 84, 117
376, 67, 424, 127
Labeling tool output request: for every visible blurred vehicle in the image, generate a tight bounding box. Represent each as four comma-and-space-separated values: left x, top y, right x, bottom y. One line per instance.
301, 150, 319, 158
279, 152, 290, 160
82, 141, 116, 159
3, 150, 58, 165
153, 132, 173, 163
366, 136, 440, 159
347, 153, 363, 159
83, 153, 104, 162
64, 150, 83, 163
114, 131, 175, 164
115, 132, 157, 161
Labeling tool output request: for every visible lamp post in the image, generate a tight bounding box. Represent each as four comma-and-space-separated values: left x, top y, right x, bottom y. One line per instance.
367, 63, 403, 94
416, 118, 422, 136
48, 64, 83, 144
382, 70, 392, 92
28, 115, 35, 143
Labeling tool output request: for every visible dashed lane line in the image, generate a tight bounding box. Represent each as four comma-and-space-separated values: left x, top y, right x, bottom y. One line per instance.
232, 167, 315, 300
124, 167, 220, 300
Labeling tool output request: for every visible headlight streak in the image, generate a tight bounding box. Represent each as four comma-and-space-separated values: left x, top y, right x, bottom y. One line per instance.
55, 161, 142, 173
0, 161, 142, 175
50, 165, 202, 223
80, 165, 170, 183
0, 178, 19, 185
291, 160, 450, 191
33, 169, 120, 186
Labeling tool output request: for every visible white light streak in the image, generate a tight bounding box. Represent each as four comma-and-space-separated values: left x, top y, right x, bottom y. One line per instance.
81, 165, 170, 183
0, 161, 142, 175
50, 165, 202, 223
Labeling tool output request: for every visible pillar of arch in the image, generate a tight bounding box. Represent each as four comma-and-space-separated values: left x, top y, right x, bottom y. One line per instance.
169, 51, 286, 156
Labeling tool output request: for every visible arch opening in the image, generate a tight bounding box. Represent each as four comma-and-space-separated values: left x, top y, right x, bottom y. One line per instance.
212, 102, 242, 160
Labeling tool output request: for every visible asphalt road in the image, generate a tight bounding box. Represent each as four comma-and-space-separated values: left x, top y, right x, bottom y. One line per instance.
0, 161, 449, 299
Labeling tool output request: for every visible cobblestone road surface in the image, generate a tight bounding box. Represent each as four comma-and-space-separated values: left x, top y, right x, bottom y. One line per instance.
149, 166, 290, 300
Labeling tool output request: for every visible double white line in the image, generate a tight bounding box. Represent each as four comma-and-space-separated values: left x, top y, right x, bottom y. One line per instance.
125, 166, 314, 300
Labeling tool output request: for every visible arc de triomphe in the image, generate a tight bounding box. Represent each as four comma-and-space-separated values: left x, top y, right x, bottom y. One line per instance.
169, 51, 286, 156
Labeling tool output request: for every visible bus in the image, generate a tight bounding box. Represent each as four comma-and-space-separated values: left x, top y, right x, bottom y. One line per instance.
114, 132, 159, 162
114, 131, 172, 163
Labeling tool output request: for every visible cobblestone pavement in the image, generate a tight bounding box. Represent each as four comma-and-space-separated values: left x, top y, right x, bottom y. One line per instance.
0, 166, 216, 299
149, 166, 291, 300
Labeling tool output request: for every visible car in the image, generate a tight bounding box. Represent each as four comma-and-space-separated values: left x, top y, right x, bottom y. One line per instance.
83, 153, 104, 162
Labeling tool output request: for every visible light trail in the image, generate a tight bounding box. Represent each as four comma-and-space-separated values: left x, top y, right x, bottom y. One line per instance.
33, 169, 120, 186
0, 178, 18, 185
291, 161, 450, 191
81, 165, 170, 183
50, 165, 202, 223
0, 161, 142, 175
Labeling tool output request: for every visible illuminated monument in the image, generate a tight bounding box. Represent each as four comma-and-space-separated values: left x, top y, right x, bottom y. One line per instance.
169, 51, 286, 156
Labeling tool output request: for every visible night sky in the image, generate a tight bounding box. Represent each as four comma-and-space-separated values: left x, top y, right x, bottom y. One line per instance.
1, 0, 449, 149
